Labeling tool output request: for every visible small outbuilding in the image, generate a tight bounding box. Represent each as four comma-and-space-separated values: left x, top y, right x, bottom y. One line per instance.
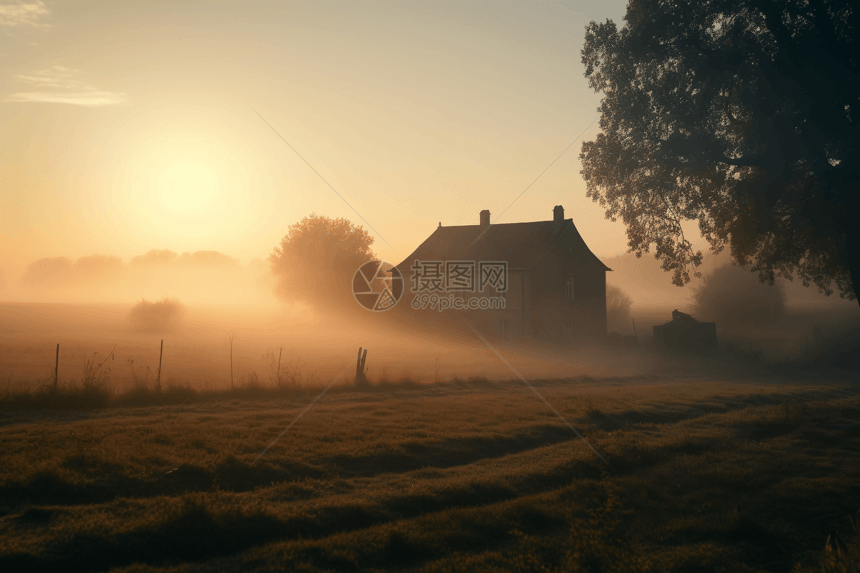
652, 310, 717, 353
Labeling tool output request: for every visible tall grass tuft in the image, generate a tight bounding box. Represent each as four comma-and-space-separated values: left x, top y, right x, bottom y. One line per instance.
83, 348, 114, 392
793, 515, 860, 573
263, 349, 310, 389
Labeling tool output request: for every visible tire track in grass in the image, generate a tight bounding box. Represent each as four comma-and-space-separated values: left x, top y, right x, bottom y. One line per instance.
2, 385, 858, 571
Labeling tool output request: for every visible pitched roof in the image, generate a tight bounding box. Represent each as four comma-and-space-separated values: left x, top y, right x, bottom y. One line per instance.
396, 219, 611, 272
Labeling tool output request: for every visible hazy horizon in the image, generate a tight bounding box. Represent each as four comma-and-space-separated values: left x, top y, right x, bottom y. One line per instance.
4, 0, 855, 315
2, 0, 655, 290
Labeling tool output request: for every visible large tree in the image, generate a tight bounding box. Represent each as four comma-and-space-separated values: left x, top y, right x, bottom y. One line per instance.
580, 0, 859, 304
269, 214, 376, 309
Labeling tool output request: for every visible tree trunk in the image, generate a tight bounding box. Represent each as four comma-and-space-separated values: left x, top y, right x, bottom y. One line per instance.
847, 224, 860, 309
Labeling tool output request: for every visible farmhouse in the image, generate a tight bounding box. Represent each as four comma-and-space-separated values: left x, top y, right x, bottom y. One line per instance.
395, 206, 611, 344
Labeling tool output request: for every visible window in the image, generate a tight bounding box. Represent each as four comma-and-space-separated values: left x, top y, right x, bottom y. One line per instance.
565, 276, 575, 301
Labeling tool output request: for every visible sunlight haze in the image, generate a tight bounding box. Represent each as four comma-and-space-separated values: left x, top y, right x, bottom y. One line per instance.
1, 0, 636, 299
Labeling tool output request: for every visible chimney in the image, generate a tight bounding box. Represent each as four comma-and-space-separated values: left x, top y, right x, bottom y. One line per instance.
553, 205, 565, 222
480, 209, 491, 227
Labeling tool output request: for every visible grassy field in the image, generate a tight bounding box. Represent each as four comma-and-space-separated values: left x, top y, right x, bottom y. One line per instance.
1, 367, 859, 572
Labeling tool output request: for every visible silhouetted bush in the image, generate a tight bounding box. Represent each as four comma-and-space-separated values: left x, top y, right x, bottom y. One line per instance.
129, 298, 186, 333
693, 264, 786, 328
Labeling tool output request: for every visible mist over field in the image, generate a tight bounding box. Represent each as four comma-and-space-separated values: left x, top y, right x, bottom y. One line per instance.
4, 249, 276, 306
2, 246, 858, 398
3, 235, 860, 573
2, 275, 859, 572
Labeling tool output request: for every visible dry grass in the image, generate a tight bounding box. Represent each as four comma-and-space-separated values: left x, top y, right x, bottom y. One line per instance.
0, 373, 858, 572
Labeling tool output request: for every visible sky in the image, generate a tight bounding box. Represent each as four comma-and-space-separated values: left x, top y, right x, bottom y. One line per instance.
0, 0, 692, 302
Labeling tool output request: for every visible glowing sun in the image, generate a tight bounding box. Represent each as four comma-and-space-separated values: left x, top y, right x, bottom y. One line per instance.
154, 159, 222, 215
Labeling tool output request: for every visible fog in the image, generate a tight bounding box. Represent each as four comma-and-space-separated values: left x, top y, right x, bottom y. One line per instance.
1, 247, 858, 398
0, 300, 662, 395
3, 249, 277, 306
604, 249, 859, 317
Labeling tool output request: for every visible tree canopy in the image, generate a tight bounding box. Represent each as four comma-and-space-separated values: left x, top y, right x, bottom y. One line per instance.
269, 214, 376, 309
580, 0, 858, 303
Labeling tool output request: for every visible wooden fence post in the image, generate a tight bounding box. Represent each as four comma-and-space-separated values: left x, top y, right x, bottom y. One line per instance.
228, 334, 234, 389
54, 343, 59, 392
355, 347, 368, 386
156, 339, 163, 393
355, 347, 362, 383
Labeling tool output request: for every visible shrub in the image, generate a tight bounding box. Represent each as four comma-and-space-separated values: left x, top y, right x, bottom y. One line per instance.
129, 298, 186, 333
